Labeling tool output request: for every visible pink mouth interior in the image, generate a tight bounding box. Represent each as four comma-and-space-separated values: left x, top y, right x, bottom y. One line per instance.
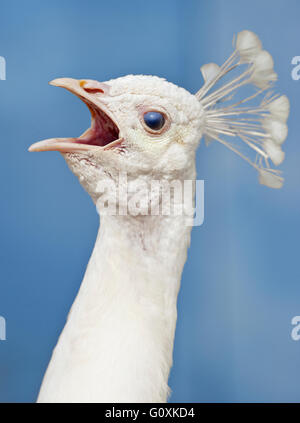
77, 106, 120, 147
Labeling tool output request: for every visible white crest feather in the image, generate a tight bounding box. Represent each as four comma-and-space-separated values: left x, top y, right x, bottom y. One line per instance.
201, 63, 221, 84
196, 30, 290, 189
267, 95, 290, 121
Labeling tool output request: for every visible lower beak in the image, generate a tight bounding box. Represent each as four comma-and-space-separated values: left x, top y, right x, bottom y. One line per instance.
28, 138, 100, 153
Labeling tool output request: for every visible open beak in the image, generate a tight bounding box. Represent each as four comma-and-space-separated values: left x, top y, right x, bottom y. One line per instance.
29, 78, 122, 153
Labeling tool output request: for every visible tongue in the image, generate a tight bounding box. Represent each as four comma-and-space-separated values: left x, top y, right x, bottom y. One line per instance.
78, 108, 119, 147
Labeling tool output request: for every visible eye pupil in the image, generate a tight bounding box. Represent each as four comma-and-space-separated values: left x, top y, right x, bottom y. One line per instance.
143, 111, 165, 130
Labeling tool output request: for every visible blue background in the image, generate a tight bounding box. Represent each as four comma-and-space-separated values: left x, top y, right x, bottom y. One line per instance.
0, 0, 299, 402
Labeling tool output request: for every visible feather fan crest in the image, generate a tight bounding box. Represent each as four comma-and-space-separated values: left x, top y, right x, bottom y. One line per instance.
197, 30, 290, 188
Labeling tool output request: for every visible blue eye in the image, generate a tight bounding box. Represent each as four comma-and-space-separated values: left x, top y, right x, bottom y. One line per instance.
143, 111, 165, 131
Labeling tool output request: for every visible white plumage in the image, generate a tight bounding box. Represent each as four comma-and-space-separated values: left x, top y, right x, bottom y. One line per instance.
29, 30, 289, 403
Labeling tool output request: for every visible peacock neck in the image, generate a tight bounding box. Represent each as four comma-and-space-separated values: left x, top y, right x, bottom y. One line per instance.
38, 210, 192, 403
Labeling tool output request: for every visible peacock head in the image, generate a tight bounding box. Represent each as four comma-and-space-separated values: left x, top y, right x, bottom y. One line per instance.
29, 30, 290, 203
29, 74, 204, 202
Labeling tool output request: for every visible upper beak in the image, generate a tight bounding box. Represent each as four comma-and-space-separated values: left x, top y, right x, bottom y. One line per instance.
29, 78, 121, 153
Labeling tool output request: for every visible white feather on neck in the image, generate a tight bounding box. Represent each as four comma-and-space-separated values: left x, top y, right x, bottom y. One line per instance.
37, 188, 193, 403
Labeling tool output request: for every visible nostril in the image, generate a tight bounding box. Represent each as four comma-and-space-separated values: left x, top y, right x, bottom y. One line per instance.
80, 80, 106, 94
